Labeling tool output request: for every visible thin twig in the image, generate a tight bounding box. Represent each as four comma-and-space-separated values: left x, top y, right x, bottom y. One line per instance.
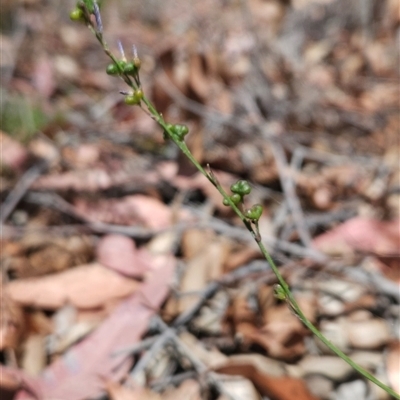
0, 163, 47, 224
173, 261, 270, 328
270, 140, 313, 247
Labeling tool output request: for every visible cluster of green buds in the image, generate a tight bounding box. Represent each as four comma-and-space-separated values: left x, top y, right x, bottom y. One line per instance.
164, 123, 189, 142
124, 89, 143, 106
106, 44, 143, 105
223, 179, 263, 222
106, 53, 141, 78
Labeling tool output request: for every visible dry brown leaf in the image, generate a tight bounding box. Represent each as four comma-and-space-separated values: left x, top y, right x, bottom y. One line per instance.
216, 376, 260, 400
295, 355, 354, 382
6, 263, 140, 310
48, 304, 101, 355
236, 298, 314, 360
224, 245, 260, 272
346, 319, 391, 350
312, 217, 400, 275
181, 228, 214, 259
215, 354, 286, 378
231, 287, 258, 326
6, 234, 93, 278
0, 131, 29, 172
14, 255, 175, 400
214, 356, 319, 400
179, 331, 228, 368
179, 232, 231, 313
20, 335, 46, 376
74, 195, 172, 229
61, 143, 100, 169
106, 381, 161, 400
32, 168, 159, 192
0, 284, 24, 350
360, 83, 399, 113
365, 42, 397, 76
189, 53, 211, 101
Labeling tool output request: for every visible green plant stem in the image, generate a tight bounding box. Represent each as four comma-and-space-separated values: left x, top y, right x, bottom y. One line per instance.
142, 94, 400, 400
86, 21, 400, 400
256, 240, 400, 397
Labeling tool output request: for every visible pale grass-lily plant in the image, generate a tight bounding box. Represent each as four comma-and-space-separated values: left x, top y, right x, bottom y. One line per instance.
69, 1, 400, 398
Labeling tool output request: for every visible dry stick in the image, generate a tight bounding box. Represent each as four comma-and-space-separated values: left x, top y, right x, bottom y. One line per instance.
270, 141, 313, 247
153, 317, 238, 400
128, 329, 175, 383
150, 370, 197, 392
75, 6, 400, 398
127, 317, 237, 400
173, 260, 270, 328
284, 141, 383, 167
0, 163, 46, 224
112, 336, 158, 357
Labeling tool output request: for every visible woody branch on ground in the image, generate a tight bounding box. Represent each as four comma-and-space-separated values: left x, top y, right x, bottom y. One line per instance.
69, 1, 400, 398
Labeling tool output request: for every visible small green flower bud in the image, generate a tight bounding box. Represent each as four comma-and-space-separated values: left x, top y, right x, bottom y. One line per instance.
230, 180, 251, 196
133, 88, 143, 102
123, 62, 136, 75
244, 204, 263, 221
172, 124, 189, 141
223, 193, 242, 206
274, 284, 286, 300
133, 56, 141, 70
70, 8, 84, 21
106, 63, 119, 75
123, 89, 143, 106
124, 94, 137, 105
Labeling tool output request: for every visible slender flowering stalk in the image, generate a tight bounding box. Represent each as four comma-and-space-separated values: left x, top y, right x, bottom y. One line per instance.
69, 2, 400, 398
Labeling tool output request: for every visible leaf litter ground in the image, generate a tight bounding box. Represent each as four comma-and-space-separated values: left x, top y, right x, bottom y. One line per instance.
1, 0, 399, 399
